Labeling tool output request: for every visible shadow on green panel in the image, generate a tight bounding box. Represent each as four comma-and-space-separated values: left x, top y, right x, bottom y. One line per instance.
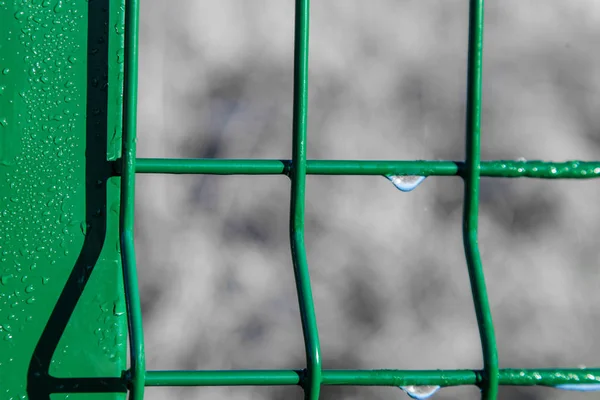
27, 0, 128, 398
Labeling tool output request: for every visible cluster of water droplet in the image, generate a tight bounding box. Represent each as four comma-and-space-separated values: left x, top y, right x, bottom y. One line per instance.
0, 0, 87, 396
93, 283, 128, 363
1, 0, 83, 327
108, 19, 125, 161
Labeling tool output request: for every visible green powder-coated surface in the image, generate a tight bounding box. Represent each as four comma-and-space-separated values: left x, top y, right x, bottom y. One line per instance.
0, 0, 127, 398
2, 0, 600, 398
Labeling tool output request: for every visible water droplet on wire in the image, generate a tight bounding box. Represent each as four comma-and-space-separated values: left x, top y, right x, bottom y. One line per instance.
385, 175, 426, 192
555, 384, 600, 392
400, 386, 440, 400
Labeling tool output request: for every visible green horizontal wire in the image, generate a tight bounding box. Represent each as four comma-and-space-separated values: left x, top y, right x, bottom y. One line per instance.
133, 158, 600, 179
143, 369, 600, 387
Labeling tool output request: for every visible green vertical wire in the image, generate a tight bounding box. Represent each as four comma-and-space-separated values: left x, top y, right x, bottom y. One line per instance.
120, 0, 146, 397
289, 0, 322, 399
463, 0, 499, 399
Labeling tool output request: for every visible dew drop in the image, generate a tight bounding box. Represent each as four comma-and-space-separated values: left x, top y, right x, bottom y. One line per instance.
113, 300, 125, 316
385, 175, 427, 192
555, 384, 600, 392
400, 386, 440, 400
114, 23, 124, 35
54, 0, 63, 13
116, 48, 125, 64
1, 274, 13, 285
2, 68, 9, 75
110, 201, 119, 215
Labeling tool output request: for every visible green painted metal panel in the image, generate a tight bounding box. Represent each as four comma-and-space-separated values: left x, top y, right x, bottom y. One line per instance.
0, 0, 127, 399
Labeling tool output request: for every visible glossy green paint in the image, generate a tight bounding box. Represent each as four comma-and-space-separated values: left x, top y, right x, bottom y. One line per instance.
134, 158, 600, 179
289, 0, 322, 399
0, 0, 127, 399
463, 1, 499, 399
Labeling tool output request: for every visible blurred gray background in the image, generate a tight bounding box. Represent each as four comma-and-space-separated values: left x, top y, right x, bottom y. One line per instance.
133, 1, 600, 399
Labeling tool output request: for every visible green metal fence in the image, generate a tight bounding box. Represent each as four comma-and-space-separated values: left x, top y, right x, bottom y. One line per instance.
116, 0, 600, 399
117, 0, 600, 399
2, 0, 600, 398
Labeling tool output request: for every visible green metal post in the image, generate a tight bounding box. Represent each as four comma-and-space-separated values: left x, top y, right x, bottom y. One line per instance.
463, 0, 499, 399
121, 0, 146, 397
289, 0, 322, 399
